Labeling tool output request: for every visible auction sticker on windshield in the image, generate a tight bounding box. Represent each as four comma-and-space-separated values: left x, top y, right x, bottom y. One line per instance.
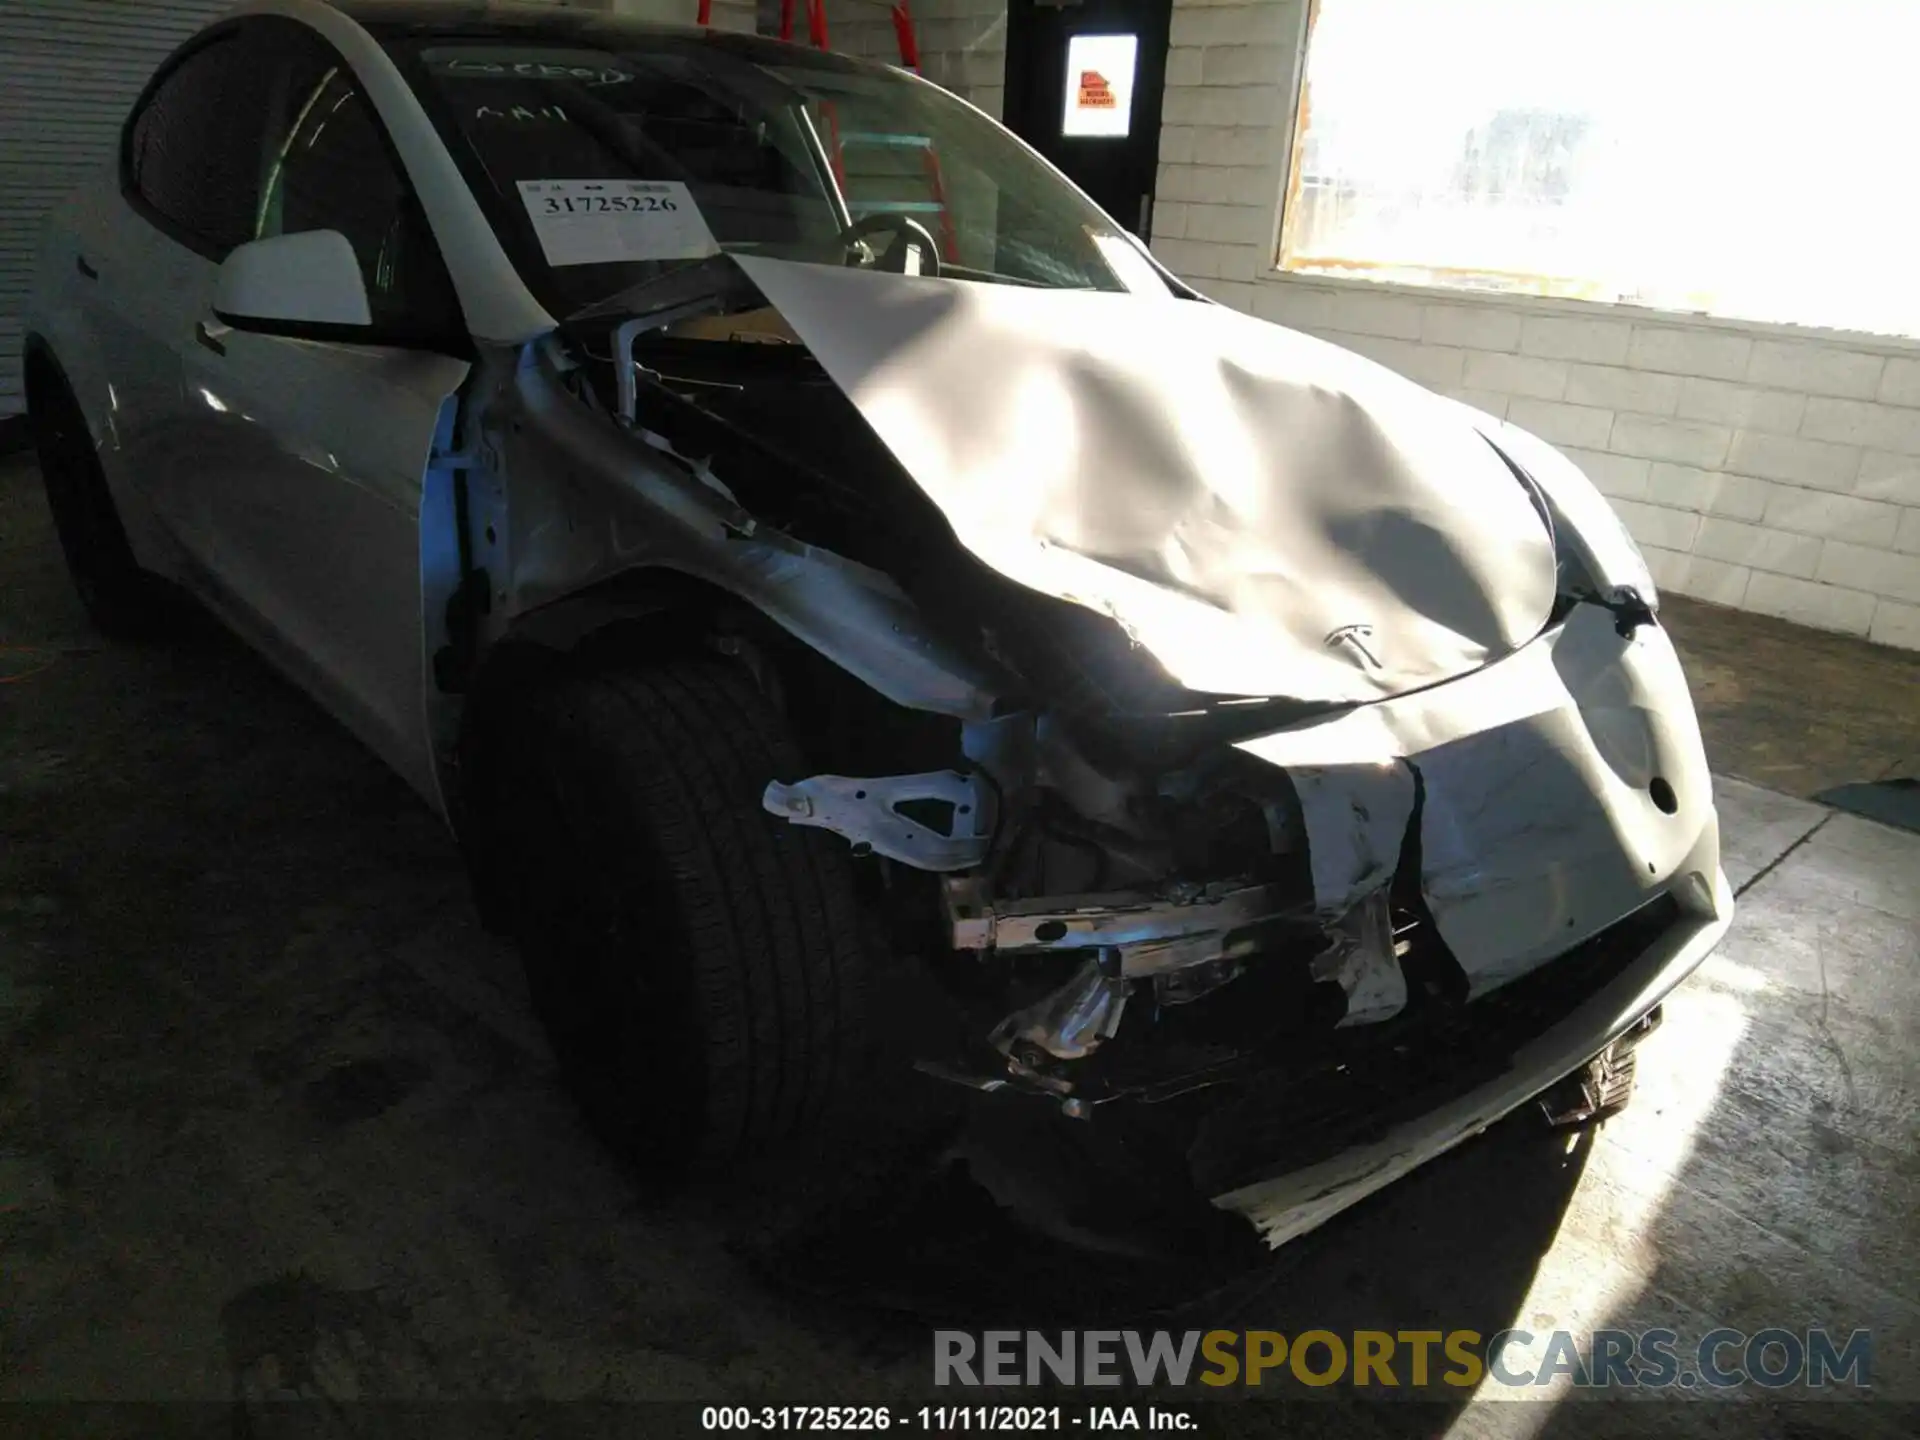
516, 179, 719, 266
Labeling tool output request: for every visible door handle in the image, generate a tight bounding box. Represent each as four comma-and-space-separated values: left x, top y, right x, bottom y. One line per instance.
1136, 193, 1152, 237
75, 255, 98, 280
194, 320, 227, 356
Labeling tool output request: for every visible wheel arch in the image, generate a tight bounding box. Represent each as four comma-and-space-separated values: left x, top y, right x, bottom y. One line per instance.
20, 325, 143, 546
21, 331, 81, 429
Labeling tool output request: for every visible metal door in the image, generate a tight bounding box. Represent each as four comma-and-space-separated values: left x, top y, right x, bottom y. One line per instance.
1002, 0, 1175, 240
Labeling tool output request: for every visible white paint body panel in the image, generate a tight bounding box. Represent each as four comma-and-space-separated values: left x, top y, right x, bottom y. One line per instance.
736, 255, 1561, 705
214, 230, 372, 327
1216, 600, 1729, 1242
177, 331, 467, 795
1241, 603, 1717, 987
23, 0, 489, 804
31, 178, 218, 574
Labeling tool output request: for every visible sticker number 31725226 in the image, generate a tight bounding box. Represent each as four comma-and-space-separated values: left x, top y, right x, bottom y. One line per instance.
540, 192, 676, 214
515, 179, 719, 267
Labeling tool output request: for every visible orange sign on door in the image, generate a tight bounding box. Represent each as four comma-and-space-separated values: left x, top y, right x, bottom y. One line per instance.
1077, 70, 1117, 109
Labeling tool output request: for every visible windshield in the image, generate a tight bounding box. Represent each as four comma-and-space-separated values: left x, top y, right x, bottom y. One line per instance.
391, 33, 1173, 320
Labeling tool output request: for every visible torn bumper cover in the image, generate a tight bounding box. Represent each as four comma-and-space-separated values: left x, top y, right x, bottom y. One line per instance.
1233, 599, 1723, 991
1214, 876, 1725, 1248
768, 601, 1728, 1244
1200, 599, 1730, 1242
936, 596, 1723, 1009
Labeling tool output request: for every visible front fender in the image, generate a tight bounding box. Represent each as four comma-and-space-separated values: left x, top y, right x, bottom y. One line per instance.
487, 352, 1000, 723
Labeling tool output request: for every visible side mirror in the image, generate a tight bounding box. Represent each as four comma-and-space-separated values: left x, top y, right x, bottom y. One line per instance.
212, 230, 372, 335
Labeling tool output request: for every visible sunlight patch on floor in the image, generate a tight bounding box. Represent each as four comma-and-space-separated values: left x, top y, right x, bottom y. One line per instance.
1454, 980, 1748, 1410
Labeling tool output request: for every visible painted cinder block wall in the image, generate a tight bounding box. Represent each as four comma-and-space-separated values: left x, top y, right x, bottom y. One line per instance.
821, 0, 1008, 120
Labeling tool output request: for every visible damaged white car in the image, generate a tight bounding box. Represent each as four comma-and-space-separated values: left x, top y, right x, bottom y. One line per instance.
26, 0, 1732, 1246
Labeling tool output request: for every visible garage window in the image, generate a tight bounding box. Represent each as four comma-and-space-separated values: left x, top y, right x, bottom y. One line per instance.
1278, 0, 1920, 337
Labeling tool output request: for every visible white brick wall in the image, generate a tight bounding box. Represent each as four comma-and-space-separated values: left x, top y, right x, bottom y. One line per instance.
1147, 0, 1298, 298
1143, 0, 1920, 650
1230, 301, 1920, 651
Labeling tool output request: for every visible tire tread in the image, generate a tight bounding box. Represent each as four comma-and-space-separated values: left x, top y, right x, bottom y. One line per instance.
507, 655, 871, 1170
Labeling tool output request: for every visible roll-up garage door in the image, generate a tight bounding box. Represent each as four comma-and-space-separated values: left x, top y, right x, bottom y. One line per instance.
0, 0, 234, 417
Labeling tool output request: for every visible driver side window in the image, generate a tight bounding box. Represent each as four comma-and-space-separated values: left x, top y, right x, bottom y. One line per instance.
253, 32, 465, 344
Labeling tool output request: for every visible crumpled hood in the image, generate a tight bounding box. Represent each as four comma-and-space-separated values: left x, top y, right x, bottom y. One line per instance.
734, 256, 1557, 705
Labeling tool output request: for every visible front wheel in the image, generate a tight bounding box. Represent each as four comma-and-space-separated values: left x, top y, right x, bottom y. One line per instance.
476, 655, 878, 1176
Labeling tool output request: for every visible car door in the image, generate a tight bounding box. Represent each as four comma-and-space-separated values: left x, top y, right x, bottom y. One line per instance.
64, 27, 267, 568
172, 18, 471, 798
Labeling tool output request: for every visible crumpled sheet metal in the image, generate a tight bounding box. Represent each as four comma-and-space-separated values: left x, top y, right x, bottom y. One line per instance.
1312, 890, 1408, 1026
1238, 603, 1719, 990
493, 354, 1000, 721
732, 255, 1558, 705
1289, 763, 1416, 915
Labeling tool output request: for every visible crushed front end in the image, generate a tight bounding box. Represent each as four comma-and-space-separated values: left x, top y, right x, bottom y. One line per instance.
758, 597, 1729, 1243
459, 254, 1731, 1247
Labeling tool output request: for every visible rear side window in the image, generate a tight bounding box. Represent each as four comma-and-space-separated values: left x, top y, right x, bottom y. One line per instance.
125, 33, 271, 253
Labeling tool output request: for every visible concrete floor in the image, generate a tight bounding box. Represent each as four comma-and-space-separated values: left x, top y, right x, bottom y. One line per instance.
2, 452, 1917, 1438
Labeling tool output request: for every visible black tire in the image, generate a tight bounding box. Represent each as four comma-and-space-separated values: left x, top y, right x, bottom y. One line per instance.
25, 352, 173, 639
479, 655, 876, 1176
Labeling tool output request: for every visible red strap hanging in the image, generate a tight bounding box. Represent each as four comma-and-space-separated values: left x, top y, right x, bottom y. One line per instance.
890, 2, 920, 72
693, 0, 950, 259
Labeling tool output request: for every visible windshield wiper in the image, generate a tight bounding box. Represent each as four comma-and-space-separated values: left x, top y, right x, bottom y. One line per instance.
936, 264, 1056, 289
